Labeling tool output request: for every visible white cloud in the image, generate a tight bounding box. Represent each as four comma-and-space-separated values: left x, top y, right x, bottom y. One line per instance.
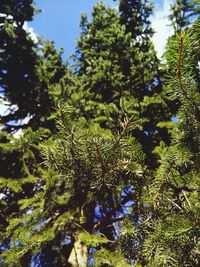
12, 116, 32, 138
0, 101, 8, 116
151, 0, 174, 59
0, 13, 38, 43
0, 19, 37, 132
0, 98, 31, 138
0, 98, 18, 117
0, 193, 6, 199
23, 22, 38, 43
13, 128, 23, 138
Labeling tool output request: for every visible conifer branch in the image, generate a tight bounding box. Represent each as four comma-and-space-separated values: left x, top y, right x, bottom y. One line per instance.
177, 36, 200, 119
95, 143, 107, 174
93, 216, 125, 232
177, 37, 184, 94
192, 220, 200, 229
174, 220, 200, 236
108, 159, 131, 171
113, 117, 132, 150
170, 183, 200, 193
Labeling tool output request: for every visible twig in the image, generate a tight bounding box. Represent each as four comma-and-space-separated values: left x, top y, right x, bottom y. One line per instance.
182, 190, 192, 208
92, 193, 134, 232
192, 220, 200, 229
113, 117, 132, 150
108, 159, 131, 171
95, 143, 107, 174
177, 37, 184, 95
93, 216, 125, 231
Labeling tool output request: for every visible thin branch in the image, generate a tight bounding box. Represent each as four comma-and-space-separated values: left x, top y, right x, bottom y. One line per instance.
95, 143, 107, 174
108, 159, 131, 171
44, 211, 60, 225
192, 220, 200, 229
92, 192, 134, 232
165, 195, 183, 211
171, 184, 199, 193
177, 37, 184, 95
113, 117, 132, 150
93, 216, 125, 231
182, 190, 192, 208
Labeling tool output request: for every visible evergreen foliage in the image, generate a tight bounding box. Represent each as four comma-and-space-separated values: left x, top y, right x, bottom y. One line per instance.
0, 0, 38, 127
1, 1, 200, 266
1, 105, 147, 266
0, 0, 67, 130
70, 2, 172, 170
169, 0, 200, 32
0, 1, 69, 265
129, 16, 200, 266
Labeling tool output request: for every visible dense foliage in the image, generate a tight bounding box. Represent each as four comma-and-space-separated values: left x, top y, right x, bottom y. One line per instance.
0, 0, 200, 266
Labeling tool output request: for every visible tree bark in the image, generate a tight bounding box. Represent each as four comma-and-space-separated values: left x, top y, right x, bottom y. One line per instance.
68, 238, 88, 267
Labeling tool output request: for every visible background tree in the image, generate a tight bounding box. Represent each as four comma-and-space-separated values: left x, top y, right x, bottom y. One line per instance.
169, 0, 200, 32
70, 1, 172, 170
0, 1, 70, 265
0, 0, 39, 128
0, 0, 68, 131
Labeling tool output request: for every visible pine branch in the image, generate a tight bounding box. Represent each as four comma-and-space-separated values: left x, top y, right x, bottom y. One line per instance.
174, 220, 200, 236
93, 216, 125, 232
113, 117, 132, 150
108, 159, 131, 171
177, 35, 200, 120
192, 220, 200, 229
177, 37, 184, 94
170, 183, 200, 193
95, 143, 108, 175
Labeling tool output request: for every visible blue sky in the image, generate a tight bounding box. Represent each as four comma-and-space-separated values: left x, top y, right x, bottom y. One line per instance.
29, 0, 171, 59
30, 0, 117, 58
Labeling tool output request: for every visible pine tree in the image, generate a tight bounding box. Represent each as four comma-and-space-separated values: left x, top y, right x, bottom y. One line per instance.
0, 0, 67, 131
118, 0, 154, 38
0, 7, 150, 265
0, 2, 70, 265
0, 1, 172, 266
3, 1, 200, 266
133, 16, 200, 267
1, 103, 148, 266
0, 0, 38, 128
70, 2, 172, 170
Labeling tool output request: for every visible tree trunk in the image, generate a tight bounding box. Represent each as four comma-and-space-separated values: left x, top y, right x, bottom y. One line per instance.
68, 238, 88, 267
